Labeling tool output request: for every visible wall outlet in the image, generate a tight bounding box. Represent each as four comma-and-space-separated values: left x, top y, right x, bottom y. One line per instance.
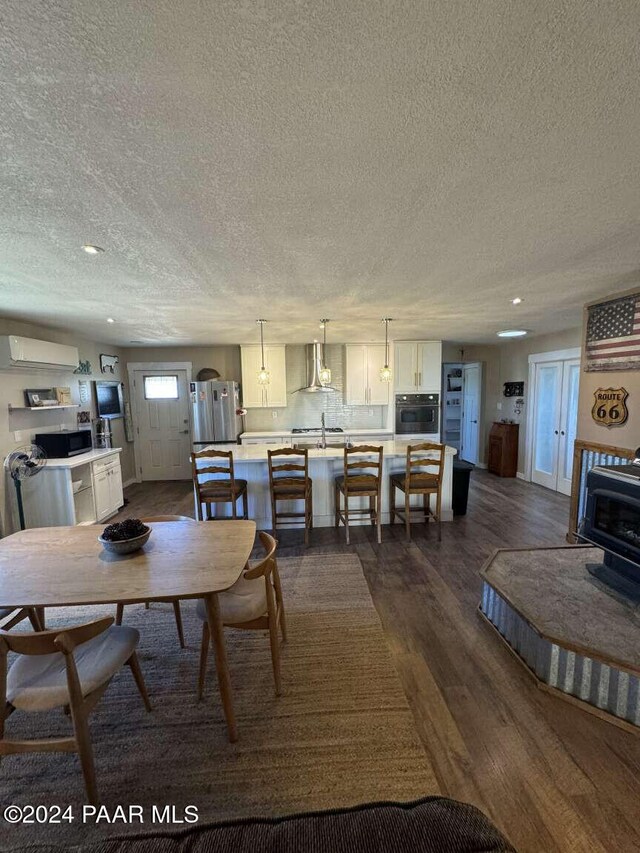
368, 408, 374, 416
272, 410, 278, 419
14, 431, 23, 442
496, 402, 502, 411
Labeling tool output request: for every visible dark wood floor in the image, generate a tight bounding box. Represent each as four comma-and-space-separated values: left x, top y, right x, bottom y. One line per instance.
114, 472, 640, 853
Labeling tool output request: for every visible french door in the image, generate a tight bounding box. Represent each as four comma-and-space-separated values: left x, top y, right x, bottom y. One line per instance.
530, 357, 580, 495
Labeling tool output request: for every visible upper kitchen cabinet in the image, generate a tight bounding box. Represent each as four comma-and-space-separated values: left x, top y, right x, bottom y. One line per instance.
240, 344, 287, 408
344, 344, 390, 406
394, 341, 442, 392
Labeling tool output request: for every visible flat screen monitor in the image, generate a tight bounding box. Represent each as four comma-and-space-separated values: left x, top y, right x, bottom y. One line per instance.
95, 381, 124, 419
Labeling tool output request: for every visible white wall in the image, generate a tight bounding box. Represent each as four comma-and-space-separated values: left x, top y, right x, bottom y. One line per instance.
0, 318, 134, 536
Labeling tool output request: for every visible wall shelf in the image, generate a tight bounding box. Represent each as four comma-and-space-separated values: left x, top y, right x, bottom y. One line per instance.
8, 404, 79, 412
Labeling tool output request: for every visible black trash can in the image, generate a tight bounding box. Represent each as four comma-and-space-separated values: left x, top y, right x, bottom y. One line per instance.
452, 460, 474, 516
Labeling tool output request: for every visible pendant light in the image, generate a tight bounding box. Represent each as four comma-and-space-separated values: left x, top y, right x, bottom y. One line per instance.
318, 319, 332, 385
256, 319, 270, 386
380, 318, 393, 382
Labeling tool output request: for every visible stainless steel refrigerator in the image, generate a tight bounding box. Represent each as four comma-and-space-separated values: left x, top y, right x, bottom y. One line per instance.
190, 381, 242, 447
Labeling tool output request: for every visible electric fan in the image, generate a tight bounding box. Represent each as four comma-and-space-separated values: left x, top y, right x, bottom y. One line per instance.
4, 444, 47, 531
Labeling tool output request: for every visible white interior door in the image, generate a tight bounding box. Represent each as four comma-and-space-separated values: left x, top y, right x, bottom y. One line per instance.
461, 362, 482, 464
531, 361, 563, 490
134, 370, 192, 480
557, 360, 580, 495
531, 359, 579, 494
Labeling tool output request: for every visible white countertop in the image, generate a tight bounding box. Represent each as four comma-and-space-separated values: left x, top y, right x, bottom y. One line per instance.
43, 448, 122, 469
204, 440, 455, 463
241, 428, 394, 438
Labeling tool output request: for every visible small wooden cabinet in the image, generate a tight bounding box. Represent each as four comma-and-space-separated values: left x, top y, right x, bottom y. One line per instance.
488, 422, 519, 478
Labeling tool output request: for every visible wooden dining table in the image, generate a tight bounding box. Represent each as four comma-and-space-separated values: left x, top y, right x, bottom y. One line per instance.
0, 519, 256, 743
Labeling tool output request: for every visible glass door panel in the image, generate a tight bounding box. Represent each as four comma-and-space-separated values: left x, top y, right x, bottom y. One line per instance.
531, 362, 562, 489
557, 359, 580, 495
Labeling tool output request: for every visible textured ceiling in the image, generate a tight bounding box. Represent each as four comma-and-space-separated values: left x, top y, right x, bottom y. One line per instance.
1, 1, 639, 346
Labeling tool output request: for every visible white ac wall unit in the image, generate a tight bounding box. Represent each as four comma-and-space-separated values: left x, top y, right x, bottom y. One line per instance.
0, 335, 79, 370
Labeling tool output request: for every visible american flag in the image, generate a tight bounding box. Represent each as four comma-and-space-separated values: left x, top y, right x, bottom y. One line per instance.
585, 295, 640, 371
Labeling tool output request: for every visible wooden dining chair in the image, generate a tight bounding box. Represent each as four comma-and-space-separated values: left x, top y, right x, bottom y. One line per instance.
0, 608, 43, 632
389, 442, 445, 541
334, 445, 384, 544
196, 532, 287, 698
192, 448, 248, 521
115, 515, 195, 648
0, 616, 151, 805
268, 447, 313, 546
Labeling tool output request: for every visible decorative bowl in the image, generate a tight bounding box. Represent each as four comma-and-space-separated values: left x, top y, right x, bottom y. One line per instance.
98, 527, 151, 555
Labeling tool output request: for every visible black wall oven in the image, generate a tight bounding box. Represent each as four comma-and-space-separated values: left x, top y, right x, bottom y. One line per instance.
395, 393, 439, 436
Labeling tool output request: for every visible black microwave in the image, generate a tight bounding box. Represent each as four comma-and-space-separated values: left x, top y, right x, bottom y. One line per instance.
35, 430, 93, 458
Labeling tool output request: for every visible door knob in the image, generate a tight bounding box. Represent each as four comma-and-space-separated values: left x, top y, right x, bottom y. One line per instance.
560, 430, 565, 436
180, 430, 189, 434
554, 430, 559, 435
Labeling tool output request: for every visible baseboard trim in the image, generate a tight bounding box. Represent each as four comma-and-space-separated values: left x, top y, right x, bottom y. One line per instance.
476, 462, 487, 470
122, 477, 138, 489
516, 471, 527, 481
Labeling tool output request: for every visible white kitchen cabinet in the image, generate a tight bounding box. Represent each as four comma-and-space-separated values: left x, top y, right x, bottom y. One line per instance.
21, 449, 123, 529
93, 471, 112, 521
344, 344, 390, 406
241, 435, 292, 446
240, 344, 287, 408
91, 453, 124, 521
394, 341, 442, 392
347, 431, 393, 445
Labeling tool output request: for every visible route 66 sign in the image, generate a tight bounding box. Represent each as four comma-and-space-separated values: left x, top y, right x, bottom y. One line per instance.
592, 387, 629, 427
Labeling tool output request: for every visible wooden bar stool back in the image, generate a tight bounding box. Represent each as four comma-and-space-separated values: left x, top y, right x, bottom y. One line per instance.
390, 442, 445, 541
334, 445, 383, 545
191, 448, 248, 521
267, 448, 313, 546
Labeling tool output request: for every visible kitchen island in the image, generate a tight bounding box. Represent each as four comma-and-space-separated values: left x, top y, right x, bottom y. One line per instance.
195, 440, 457, 529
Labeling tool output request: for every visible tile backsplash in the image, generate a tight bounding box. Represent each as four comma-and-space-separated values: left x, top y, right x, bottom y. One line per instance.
244, 345, 389, 431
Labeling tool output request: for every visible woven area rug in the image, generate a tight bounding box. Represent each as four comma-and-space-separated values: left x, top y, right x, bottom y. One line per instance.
1, 552, 438, 850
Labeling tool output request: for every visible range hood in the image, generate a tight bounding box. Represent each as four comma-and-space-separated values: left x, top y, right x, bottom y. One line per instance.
294, 342, 337, 393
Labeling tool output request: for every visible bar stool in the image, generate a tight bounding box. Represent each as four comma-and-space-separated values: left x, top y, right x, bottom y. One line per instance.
268, 448, 313, 546
389, 442, 445, 541
334, 445, 383, 545
191, 448, 248, 520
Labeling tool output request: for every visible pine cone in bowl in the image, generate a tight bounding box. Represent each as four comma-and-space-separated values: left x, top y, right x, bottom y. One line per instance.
99, 518, 151, 554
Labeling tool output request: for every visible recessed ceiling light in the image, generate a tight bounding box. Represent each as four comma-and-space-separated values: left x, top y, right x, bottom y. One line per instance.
511, 297, 523, 305
82, 244, 104, 254
106, 318, 115, 324
497, 329, 528, 338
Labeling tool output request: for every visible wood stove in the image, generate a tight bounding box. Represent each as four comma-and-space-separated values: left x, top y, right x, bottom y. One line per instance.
580, 460, 640, 602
